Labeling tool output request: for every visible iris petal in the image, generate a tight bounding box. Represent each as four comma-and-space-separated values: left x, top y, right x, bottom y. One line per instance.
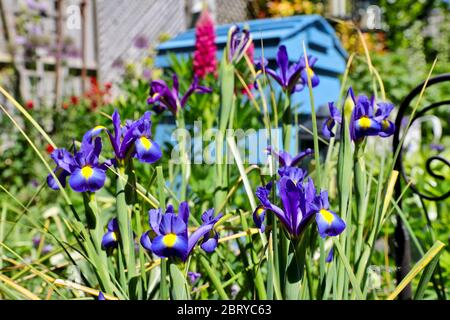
326, 247, 334, 263
200, 232, 218, 253
379, 119, 395, 137
255, 185, 290, 228
101, 231, 118, 249
134, 136, 162, 163
279, 177, 301, 235
151, 233, 188, 260
276, 45, 289, 84
315, 209, 346, 238
178, 201, 190, 224
47, 169, 70, 190
68, 166, 106, 192
252, 205, 266, 232
107, 218, 119, 232
354, 116, 382, 138
187, 223, 215, 257
322, 117, 336, 139
149, 208, 163, 235
140, 231, 152, 251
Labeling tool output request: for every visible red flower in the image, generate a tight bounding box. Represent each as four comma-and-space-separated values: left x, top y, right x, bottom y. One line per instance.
90, 100, 98, 109
70, 95, 79, 105
46, 144, 55, 154
84, 77, 111, 109
25, 100, 34, 109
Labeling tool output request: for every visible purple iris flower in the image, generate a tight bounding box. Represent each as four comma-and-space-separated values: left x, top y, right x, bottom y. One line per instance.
140, 202, 222, 261
430, 143, 444, 152
26, 0, 48, 16
98, 292, 105, 300
32, 235, 41, 248
375, 102, 395, 137
253, 168, 345, 239
101, 218, 120, 251
326, 247, 334, 263
253, 205, 267, 233
266, 146, 313, 176
47, 138, 109, 193
83, 110, 162, 164
300, 55, 320, 88
32, 236, 53, 254
255, 46, 319, 93
227, 25, 252, 64
310, 191, 346, 238
350, 94, 383, 141
133, 35, 149, 49
147, 74, 212, 115
42, 244, 53, 254
322, 88, 395, 142
187, 271, 201, 285
322, 102, 342, 139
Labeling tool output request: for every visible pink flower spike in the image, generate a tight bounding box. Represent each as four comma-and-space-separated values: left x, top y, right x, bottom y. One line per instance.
193, 9, 217, 79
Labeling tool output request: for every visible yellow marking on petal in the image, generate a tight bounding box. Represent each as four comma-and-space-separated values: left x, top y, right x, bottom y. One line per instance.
256, 207, 265, 216
358, 116, 372, 129
152, 93, 160, 99
93, 125, 105, 132
140, 136, 152, 150
307, 67, 315, 78
382, 120, 390, 130
320, 209, 335, 225
162, 233, 177, 248
111, 232, 118, 241
327, 118, 334, 127
80, 166, 94, 179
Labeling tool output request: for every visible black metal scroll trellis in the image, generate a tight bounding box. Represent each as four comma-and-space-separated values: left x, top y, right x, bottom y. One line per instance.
393, 73, 450, 300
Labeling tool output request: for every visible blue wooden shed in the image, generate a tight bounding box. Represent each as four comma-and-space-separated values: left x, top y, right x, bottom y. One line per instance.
155, 14, 347, 114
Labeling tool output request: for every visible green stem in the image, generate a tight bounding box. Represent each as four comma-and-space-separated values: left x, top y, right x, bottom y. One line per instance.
156, 166, 169, 300
354, 146, 367, 259
176, 111, 188, 201
215, 61, 235, 212
82, 192, 114, 293
282, 92, 292, 153
285, 237, 307, 300
200, 255, 229, 300
116, 165, 137, 286
160, 259, 168, 300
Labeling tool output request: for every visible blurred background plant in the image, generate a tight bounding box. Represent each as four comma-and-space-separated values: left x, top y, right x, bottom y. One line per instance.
0, 0, 448, 300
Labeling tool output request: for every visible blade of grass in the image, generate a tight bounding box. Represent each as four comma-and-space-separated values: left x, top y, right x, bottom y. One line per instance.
53, 279, 119, 300
0, 273, 41, 300
156, 166, 169, 300
199, 255, 229, 300
0, 85, 57, 149
0, 103, 74, 209
387, 241, 445, 300
302, 42, 322, 187
333, 238, 364, 299
226, 136, 257, 211
414, 249, 443, 300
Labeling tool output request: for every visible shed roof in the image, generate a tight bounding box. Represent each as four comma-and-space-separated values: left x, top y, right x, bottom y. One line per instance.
156, 14, 347, 75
